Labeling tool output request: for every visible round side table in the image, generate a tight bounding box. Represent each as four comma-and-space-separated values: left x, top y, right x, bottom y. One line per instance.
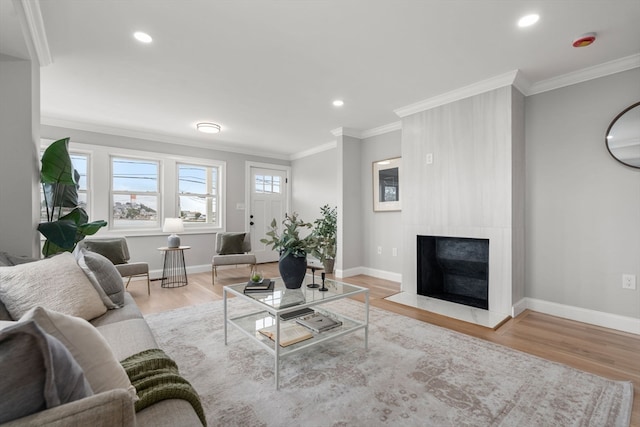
158, 246, 190, 288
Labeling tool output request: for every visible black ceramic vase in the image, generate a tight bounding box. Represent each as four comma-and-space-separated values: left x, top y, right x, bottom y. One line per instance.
279, 252, 307, 289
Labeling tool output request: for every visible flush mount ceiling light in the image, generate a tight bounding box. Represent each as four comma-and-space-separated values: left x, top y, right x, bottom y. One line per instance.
196, 122, 221, 134
572, 32, 596, 47
332, 99, 344, 107
134, 31, 153, 43
518, 14, 539, 28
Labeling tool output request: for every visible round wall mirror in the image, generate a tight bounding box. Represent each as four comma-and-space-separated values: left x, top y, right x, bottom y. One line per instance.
605, 101, 640, 169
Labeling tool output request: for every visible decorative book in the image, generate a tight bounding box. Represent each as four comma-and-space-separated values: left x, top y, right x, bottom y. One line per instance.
295, 312, 342, 333
244, 279, 274, 293
258, 322, 313, 347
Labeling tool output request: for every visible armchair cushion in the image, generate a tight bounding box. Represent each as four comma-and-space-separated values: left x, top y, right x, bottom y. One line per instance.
218, 232, 246, 255
83, 239, 128, 265
0, 320, 93, 424
78, 249, 125, 309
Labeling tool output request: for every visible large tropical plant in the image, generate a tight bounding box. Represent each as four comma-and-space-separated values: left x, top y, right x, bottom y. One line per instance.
38, 138, 107, 256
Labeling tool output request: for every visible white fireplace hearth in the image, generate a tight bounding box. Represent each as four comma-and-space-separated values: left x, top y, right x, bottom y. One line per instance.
385, 292, 510, 329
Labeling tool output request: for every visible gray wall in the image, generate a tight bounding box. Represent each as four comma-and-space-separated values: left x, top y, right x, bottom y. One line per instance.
39, 125, 290, 272
337, 135, 364, 272
0, 54, 40, 258
360, 130, 402, 275
291, 147, 338, 227
525, 68, 640, 318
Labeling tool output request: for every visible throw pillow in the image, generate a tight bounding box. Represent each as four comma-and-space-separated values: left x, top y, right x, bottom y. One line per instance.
0, 320, 92, 424
0, 252, 107, 320
82, 239, 127, 265
21, 307, 138, 401
219, 233, 246, 255
78, 249, 125, 309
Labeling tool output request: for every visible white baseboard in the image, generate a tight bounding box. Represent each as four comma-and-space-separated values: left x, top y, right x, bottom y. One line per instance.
336, 266, 402, 283
516, 297, 639, 335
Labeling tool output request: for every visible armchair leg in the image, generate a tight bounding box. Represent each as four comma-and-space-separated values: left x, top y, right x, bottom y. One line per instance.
146, 273, 150, 295
211, 266, 217, 286
125, 276, 132, 288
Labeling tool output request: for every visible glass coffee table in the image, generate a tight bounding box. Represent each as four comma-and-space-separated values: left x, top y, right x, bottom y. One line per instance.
223, 275, 369, 389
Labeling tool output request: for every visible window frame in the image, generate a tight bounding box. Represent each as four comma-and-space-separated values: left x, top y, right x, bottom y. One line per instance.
109, 155, 162, 230
176, 160, 225, 229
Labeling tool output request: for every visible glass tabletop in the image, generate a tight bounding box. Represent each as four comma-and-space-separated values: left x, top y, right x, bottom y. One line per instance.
226, 274, 365, 311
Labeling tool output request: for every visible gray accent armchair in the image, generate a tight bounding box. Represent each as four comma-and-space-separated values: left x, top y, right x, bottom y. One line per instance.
78, 238, 151, 295
211, 232, 256, 285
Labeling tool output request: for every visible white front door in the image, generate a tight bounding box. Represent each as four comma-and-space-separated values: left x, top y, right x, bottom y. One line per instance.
247, 163, 290, 263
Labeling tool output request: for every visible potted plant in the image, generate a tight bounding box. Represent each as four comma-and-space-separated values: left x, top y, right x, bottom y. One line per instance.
38, 138, 107, 257
311, 205, 337, 274
260, 212, 314, 288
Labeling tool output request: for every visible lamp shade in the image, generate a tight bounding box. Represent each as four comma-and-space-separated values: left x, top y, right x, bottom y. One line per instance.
163, 218, 184, 233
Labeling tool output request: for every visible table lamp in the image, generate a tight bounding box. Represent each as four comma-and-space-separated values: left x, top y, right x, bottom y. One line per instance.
163, 218, 184, 248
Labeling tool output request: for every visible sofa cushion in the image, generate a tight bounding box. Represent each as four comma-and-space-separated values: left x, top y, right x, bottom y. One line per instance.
97, 318, 158, 361
218, 232, 246, 255
78, 249, 125, 309
21, 307, 138, 402
90, 293, 144, 327
0, 252, 107, 320
83, 239, 127, 265
0, 320, 93, 424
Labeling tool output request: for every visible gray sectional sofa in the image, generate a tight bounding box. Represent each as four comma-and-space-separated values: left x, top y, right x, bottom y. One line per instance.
0, 252, 203, 426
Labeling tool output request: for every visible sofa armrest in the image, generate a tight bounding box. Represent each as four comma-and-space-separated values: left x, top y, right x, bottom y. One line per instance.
2, 389, 135, 427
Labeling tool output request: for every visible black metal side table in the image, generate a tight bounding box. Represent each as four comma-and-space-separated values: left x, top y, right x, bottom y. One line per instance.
158, 246, 190, 288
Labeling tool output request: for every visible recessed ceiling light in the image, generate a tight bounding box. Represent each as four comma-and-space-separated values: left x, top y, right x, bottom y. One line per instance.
518, 14, 539, 28
134, 32, 153, 43
332, 100, 344, 107
196, 122, 221, 134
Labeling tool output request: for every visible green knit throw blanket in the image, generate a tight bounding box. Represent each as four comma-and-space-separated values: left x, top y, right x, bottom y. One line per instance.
121, 348, 206, 427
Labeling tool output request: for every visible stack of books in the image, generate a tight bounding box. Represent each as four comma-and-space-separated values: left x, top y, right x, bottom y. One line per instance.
296, 312, 342, 333
258, 322, 313, 347
244, 279, 274, 294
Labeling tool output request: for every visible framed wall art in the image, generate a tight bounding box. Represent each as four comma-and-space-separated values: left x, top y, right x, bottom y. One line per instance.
373, 157, 401, 212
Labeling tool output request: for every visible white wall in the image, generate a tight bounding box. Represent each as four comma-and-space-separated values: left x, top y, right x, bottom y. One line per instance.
291, 146, 338, 226
0, 54, 40, 258
360, 130, 402, 277
525, 68, 640, 319
40, 125, 290, 273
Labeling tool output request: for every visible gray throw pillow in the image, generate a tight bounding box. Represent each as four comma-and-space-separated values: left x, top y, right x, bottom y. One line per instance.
83, 240, 127, 265
219, 233, 246, 255
78, 249, 125, 308
0, 320, 93, 424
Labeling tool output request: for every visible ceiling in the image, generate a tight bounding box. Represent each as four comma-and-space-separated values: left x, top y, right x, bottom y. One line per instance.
2, 1, 639, 158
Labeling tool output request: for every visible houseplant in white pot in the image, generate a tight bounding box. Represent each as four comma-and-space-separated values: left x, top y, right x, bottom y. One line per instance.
311, 205, 337, 274
260, 213, 314, 288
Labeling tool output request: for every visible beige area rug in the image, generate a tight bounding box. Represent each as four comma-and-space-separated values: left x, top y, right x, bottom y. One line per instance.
145, 299, 633, 426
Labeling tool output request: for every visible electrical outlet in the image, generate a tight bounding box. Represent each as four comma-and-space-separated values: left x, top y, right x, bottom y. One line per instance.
392, 248, 398, 256
426, 153, 433, 164
622, 274, 636, 290
377, 246, 382, 255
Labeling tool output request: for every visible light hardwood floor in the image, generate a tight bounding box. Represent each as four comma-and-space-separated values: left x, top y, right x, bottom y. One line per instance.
129, 263, 639, 425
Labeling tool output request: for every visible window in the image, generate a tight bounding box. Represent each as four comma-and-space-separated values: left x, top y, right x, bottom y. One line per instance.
111, 157, 160, 228
40, 153, 89, 222
177, 163, 219, 225
254, 174, 281, 194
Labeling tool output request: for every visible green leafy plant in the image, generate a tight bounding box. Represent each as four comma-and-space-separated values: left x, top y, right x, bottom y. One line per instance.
38, 138, 107, 256
260, 212, 314, 258
310, 205, 337, 264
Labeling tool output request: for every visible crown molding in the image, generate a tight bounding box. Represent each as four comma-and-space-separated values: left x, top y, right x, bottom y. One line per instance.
394, 70, 523, 118
527, 53, 640, 95
41, 116, 290, 161
361, 121, 402, 139
330, 127, 363, 139
289, 140, 337, 161
13, 0, 52, 66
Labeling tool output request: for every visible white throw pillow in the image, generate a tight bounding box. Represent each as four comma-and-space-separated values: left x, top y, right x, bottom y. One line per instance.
0, 252, 107, 320
21, 306, 137, 401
